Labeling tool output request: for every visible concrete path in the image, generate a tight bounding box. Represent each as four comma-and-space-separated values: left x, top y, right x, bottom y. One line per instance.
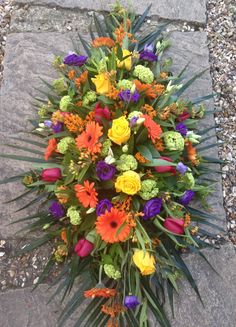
0, 0, 235, 326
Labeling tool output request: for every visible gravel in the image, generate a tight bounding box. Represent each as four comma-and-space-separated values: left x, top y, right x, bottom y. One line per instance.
0, 0, 14, 85
206, 0, 236, 245
0, 0, 235, 291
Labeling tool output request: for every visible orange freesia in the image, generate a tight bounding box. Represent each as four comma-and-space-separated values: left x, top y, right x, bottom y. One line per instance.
96, 208, 131, 243
75, 71, 88, 89
76, 121, 103, 154
75, 180, 98, 208
44, 138, 57, 161
134, 80, 164, 99
142, 114, 162, 143
84, 287, 117, 299
186, 141, 199, 166
92, 37, 115, 48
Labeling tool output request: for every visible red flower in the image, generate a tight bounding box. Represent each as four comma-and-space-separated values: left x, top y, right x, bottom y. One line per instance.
41, 168, 62, 182
94, 103, 111, 124
164, 217, 185, 234
176, 111, 190, 122
154, 157, 176, 173
75, 238, 94, 258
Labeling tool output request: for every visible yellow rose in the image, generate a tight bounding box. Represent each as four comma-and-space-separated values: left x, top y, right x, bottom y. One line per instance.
132, 250, 156, 276
91, 73, 112, 95
115, 171, 141, 195
117, 49, 132, 71
108, 116, 131, 145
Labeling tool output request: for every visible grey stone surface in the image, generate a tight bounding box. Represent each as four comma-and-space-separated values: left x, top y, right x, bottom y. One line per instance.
165, 243, 236, 327
14, 0, 207, 25
166, 31, 226, 232
0, 244, 235, 327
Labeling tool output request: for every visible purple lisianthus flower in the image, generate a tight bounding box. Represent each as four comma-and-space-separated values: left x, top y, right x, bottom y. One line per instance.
139, 50, 158, 62
63, 52, 88, 66
143, 198, 163, 220
44, 120, 53, 128
52, 122, 63, 133
176, 162, 188, 175
179, 190, 195, 206
129, 116, 139, 127
49, 201, 65, 219
96, 161, 116, 181
96, 199, 112, 217
175, 122, 187, 136
118, 90, 140, 103
124, 295, 140, 309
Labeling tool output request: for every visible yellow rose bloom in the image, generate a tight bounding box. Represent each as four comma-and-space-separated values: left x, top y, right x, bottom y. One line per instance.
115, 171, 141, 195
117, 49, 132, 71
108, 116, 131, 145
132, 250, 156, 276
91, 73, 112, 95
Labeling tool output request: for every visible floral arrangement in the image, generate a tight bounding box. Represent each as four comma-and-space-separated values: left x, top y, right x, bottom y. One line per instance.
2, 4, 223, 327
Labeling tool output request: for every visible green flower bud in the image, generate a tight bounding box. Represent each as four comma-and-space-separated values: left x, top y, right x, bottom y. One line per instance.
122, 145, 129, 153
83, 91, 97, 106
180, 172, 195, 189
104, 264, 121, 280
67, 206, 82, 225
52, 55, 63, 69
57, 137, 75, 154
117, 79, 133, 90
38, 105, 48, 118
98, 57, 108, 73
139, 179, 159, 200
60, 95, 72, 111
128, 111, 142, 120
54, 245, 68, 262
133, 65, 154, 84
101, 139, 112, 157
116, 154, 138, 171
186, 131, 201, 144
53, 78, 67, 94
163, 131, 185, 151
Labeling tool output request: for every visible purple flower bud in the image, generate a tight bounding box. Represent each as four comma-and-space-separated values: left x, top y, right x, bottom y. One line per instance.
129, 116, 139, 127
118, 90, 140, 103
144, 44, 154, 52
96, 199, 112, 217
179, 190, 195, 206
96, 161, 116, 181
143, 198, 162, 220
63, 52, 88, 66
49, 201, 65, 219
175, 122, 187, 136
44, 120, 53, 128
124, 295, 140, 309
176, 162, 188, 175
52, 122, 63, 133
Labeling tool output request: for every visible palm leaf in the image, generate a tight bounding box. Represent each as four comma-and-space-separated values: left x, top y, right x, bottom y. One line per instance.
78, 34, 91, 56
175, 68, 208, 97
132, 4, 152, 34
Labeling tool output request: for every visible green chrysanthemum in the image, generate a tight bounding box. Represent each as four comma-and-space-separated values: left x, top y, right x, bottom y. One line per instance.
139, 179, 159, 200
67, 206, 82, 225
52, 78, 67, 94
117, 79, 133, 90
133, 65, 154, 84
60, 95, 72, 111
163, 131, 185, 151
83, 91, 97, 106
104, 264, 121, 280
57, 137, 75, 154
116, 154, 138, 172
180, 172, 195, 189
101, 139, 112, 157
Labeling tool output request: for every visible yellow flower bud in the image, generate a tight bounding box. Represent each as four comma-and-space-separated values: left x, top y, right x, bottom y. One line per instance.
132, 250, 155, 275
117, 49, 132, 71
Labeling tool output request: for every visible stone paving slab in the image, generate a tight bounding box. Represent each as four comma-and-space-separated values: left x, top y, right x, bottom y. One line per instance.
0, 30, 225, 237
0, 243, 235, 327
14, 0, 207, 25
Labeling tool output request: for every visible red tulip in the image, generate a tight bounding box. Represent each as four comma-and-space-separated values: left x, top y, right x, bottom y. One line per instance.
41, 168, 62, 182
154, 157, 175, 173
75, 238, 94, 258
176, 111, 190, 122
94, 103, 111, 124
164, 217, 185, 234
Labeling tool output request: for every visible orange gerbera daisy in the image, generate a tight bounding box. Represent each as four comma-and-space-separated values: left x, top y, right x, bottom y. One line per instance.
96, 208, 131, 243
76, 121, 103, 154
142, 114, 163, 143
75, 180, 98, 208
44, 138, 57, 161
92, 37, 115, 48
84, 287, 117, 299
